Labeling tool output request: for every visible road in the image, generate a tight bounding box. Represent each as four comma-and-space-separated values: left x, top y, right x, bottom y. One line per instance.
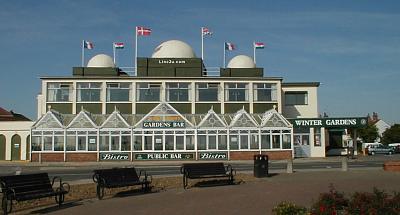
0, 154, 399, 183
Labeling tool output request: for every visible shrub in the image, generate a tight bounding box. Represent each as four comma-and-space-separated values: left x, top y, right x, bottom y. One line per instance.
310, 185, 348, 215
347, 188, 400, 215
272, 201, 308, 215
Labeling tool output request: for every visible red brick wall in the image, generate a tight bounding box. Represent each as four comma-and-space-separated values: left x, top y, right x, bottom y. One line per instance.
31, 153, 39, 162
383, 161, 400, 172
66, 153, 97, 162
230, 151, 292, 160
41, 153, 64, 162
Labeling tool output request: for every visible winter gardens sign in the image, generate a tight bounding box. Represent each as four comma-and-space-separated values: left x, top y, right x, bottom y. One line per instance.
288, 117, 368, 128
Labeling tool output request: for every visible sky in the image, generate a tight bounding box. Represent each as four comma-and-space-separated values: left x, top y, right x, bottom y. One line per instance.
0, 0, 399, 124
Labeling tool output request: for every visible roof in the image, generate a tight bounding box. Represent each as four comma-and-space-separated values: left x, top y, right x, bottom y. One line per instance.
0, 107, 31, 122
39, 76, 284, 81
282, 82, 320, 87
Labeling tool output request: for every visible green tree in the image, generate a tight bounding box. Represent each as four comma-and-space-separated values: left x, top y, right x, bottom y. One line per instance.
381, 124, 400, 144
358, 124, 379, 143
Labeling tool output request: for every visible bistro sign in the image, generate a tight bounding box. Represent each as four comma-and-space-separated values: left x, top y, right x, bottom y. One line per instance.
143, 121, 185, 128
199, 152, 228, 160
100, 152, 130, 161
289, 117, 368, 128
134, 153, 194, 160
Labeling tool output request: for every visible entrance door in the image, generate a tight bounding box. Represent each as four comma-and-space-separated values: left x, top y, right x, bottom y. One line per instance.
0, 135, 5, 160
11, 135, 21, 161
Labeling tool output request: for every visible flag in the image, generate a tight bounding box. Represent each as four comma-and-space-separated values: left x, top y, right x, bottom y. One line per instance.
202, 27, 212, 36
113, 42, 124, 49
84, 40, 94, 49
254, 42, 265, 49
225, 42, 235, 51
136, 26, 151, 36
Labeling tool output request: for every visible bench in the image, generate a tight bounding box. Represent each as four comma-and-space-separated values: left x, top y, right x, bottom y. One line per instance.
180, 162, 235, 189
0, 173, 70, 215
92, 167, 152, 200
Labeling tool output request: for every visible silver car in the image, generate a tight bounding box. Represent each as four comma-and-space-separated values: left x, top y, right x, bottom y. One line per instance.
368, 144, 394, 155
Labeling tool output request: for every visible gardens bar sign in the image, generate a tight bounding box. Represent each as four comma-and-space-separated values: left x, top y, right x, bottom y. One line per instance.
134, 153, 194, 160
288, 117, 368, 128
100, 152, 130, 161
199, 152, 228, 160
143, 121, 185, 129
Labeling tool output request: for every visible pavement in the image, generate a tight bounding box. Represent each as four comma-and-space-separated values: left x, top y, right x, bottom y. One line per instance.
12, 169, 400, 215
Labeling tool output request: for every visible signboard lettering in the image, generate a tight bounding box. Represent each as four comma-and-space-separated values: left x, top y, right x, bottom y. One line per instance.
199, 152, 228, 160
143, 121, 185, 128
100, 153, 129, 161
158, 59, 186, 64
135, 153, 194, 160
289, 117, 367, 128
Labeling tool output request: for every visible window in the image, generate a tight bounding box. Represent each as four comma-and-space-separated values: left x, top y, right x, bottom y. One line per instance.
66, 133, 76, 151
32, 136, 42, 151
225, 83, 248, 101
121, 135, 131, 151
253, 83, 277, 101
282, 134, 291, 149
285, 91, 308, 105
77, 82, 101, 102
107, 83, 131, 102
272, 135, 281, 149
133, 135, 142, 151
54, 135, 64, 151
137, 83, 161, 101
186, 135, 195, 150
196, 83, 219, 101
314, 128, 321, 147
294, 128, 310, 146
167, 83, 190, 102
198, 135, 206, 150
47, 83, 72, 102
229, 135, 239, 150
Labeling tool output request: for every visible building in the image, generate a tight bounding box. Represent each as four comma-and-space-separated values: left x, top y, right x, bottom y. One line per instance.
27, 39, 367, 162
0, 107, 33, 161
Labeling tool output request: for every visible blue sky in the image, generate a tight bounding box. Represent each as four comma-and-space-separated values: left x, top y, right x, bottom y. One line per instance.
0, 0, 399, 124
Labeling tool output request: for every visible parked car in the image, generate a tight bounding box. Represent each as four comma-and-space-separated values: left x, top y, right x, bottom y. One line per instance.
368, 144, 395, 155
391, 145, 400, 154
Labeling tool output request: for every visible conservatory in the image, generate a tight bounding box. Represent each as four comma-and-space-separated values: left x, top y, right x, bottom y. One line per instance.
30, 102, 293, 162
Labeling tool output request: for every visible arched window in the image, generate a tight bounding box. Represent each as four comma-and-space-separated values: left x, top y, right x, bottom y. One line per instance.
11, 134, 21, 161
0, 134, 6, 160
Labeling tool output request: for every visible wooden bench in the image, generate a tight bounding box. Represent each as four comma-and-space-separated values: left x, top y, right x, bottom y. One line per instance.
180, 162, 235, 189
92, 167, 152, 200
0, 173, 70, 215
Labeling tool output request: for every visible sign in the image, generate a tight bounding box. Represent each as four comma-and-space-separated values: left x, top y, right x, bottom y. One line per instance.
199, 152, 228, 160
143, 121, 185, 129
100, 153, 129, 161
158, 59, 186, 64
134, 153, 194, 160
289, 117, 368, 128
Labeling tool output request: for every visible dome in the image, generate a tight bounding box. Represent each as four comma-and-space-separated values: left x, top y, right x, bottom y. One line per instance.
87, 54, 115, 67
227, 55, 256, 68
152, 40, 196, 58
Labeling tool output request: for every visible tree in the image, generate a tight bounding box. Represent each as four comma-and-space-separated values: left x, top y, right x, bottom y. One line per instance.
357, 124, 379, 143
381, 124, 400, 144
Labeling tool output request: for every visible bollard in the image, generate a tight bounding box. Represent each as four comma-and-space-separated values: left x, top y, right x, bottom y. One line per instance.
286, 158, 293, 173
341, 156, 348, 171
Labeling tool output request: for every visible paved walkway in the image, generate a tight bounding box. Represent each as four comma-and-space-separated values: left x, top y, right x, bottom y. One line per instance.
24, 170, 400, 215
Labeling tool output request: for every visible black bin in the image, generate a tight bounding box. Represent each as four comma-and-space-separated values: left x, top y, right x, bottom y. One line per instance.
254, 154, 268, 178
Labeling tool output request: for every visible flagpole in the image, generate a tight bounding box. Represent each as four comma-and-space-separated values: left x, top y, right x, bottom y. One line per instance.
253, 41, 256, 64
135, 27, 138, 75
223, 42, 226, 68
81, 40, 84, 67
201, 27, 204, 60
113, 43, 116, 64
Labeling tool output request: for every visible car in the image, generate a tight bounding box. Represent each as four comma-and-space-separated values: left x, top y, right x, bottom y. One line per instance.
368, 144, 394, 155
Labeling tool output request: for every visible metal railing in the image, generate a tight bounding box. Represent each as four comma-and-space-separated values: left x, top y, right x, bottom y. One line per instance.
118, 67, 221, 77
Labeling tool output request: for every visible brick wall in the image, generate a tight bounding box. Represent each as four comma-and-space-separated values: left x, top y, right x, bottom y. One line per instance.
66, 153, 97, 162
230, 151, 292, 160
40, 153, 64, 162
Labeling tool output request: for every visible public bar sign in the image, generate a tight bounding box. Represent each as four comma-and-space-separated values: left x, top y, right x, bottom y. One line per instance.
199, 152, 228, 160
100, 152, 130, 161
134, 153, 194, 160
289, 117, 368, 128
142, 121, 185, 128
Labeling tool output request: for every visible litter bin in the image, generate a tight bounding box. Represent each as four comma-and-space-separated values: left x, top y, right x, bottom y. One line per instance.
254, 154, 268, 178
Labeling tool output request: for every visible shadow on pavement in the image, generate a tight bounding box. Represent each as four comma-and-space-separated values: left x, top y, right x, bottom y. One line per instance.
30, 201, 83, 214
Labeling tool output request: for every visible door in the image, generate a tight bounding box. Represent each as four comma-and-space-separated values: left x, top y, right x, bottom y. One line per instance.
0, 135, 5, 160
11, 134, 21, 161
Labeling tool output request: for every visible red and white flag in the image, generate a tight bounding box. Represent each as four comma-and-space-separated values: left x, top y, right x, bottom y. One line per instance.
225, 42, 235, 51
136, 26, 151, 36
202, 27, 212, 36
84, 40, 94, 49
